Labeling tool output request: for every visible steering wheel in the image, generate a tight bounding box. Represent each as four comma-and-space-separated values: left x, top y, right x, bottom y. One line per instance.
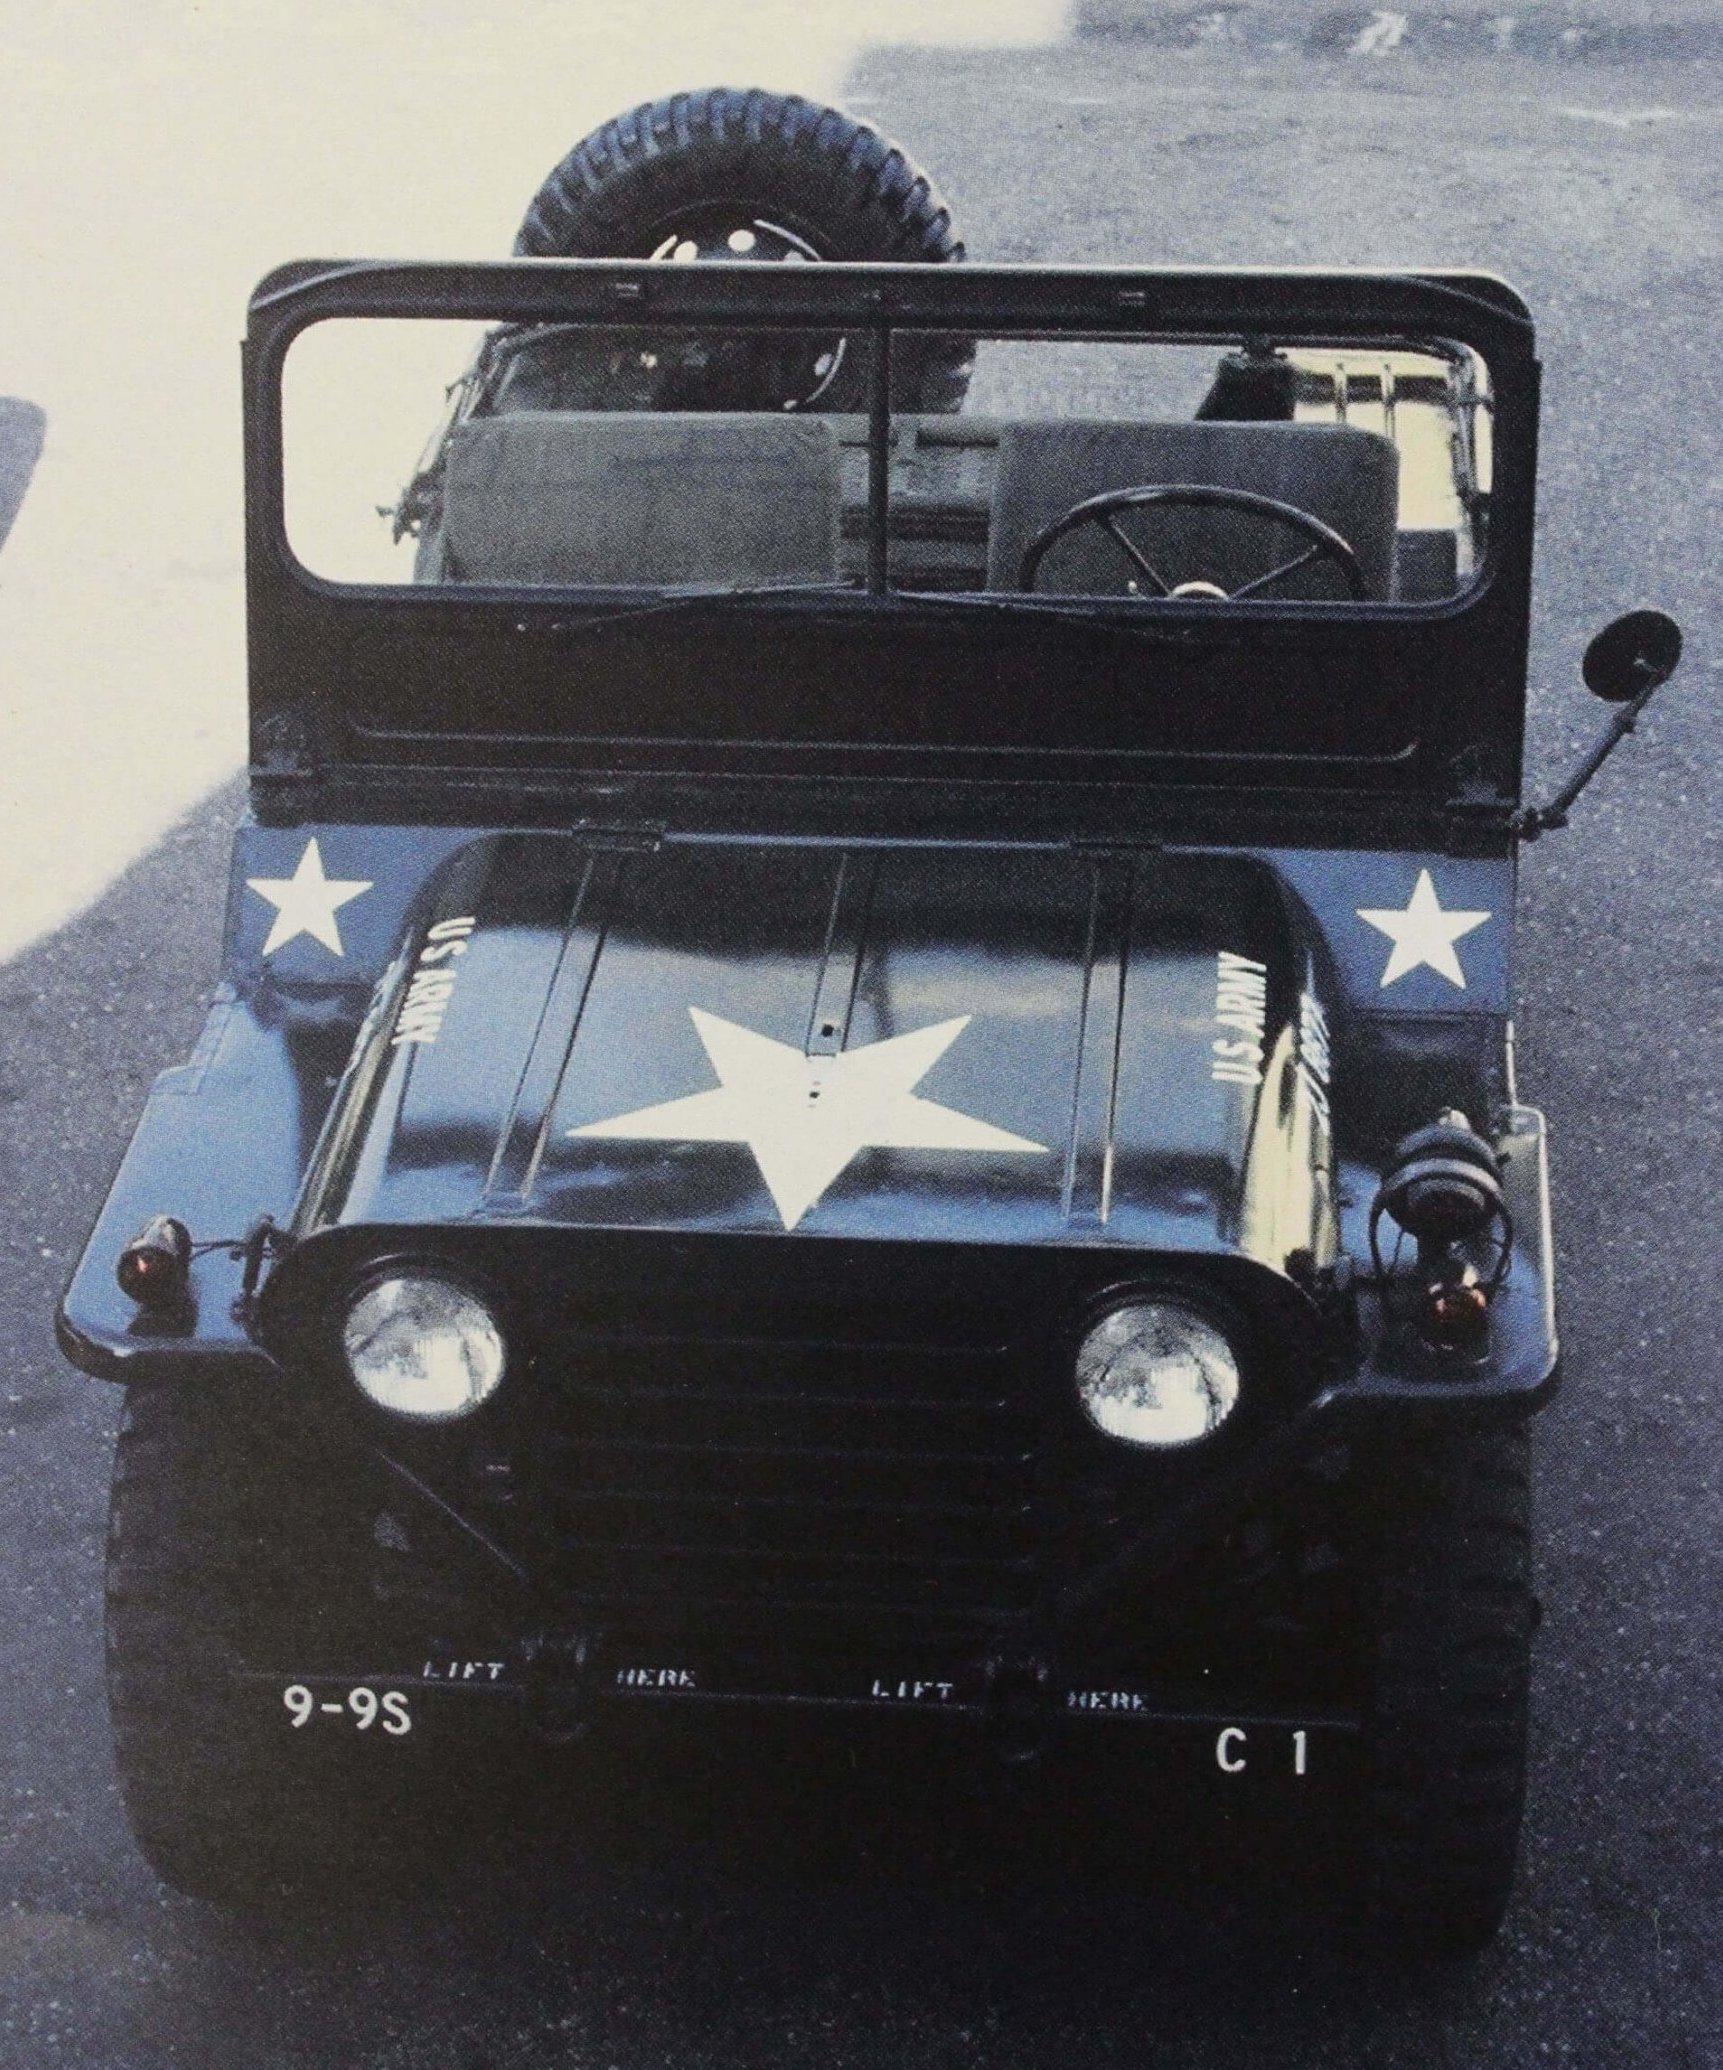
1017, 483, 1367, 601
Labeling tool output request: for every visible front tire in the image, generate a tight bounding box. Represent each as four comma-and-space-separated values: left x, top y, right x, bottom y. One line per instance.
1358, 1422, 1535, 1954
105, 1379, 406, 1901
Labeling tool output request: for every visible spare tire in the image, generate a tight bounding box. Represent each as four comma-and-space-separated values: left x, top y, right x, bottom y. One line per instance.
513, 87, 972, 413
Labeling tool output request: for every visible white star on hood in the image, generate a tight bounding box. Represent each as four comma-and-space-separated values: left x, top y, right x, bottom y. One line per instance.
246, 838, 373, 958
570, 1008, 1047, 1230
1356, 868, 1491, 989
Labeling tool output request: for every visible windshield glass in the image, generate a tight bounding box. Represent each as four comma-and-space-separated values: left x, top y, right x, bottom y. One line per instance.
888, 334, 1489, 604
282, 316, 1491, 606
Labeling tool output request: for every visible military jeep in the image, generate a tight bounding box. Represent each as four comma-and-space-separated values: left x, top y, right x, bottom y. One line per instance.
60, 100, 1683, 1951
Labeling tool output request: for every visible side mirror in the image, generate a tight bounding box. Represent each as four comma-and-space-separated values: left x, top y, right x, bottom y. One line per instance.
1582, 608, 1683, 703
1517, 608, 1685, 838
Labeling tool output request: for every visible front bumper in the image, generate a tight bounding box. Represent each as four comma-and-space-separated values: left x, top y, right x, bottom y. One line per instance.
238, 1650, 1363, 1801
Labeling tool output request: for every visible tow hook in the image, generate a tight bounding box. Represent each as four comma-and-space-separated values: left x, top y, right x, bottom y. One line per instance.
983, 1654, 1052, 1764
522, 1630, 592, 1742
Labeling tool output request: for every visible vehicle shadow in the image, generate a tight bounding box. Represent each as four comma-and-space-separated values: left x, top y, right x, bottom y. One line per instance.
190, 1733, 1486, 2070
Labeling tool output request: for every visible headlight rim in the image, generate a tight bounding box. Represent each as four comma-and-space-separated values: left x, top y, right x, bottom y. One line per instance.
1069, 1278, 1255, 1453
337, 1256, 513, 1425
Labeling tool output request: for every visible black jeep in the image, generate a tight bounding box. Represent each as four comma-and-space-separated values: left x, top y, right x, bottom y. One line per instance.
60, 94, 1683, 1952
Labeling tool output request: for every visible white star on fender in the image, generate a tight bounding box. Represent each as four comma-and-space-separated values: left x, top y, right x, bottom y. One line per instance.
246, 838, 373, 958
1356, 869, 1491, 989
570, 1008, 1047, 1230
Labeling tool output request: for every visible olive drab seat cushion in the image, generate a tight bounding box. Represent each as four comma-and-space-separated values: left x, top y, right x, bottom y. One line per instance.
439, 411, 842, 587
984, 419, 1401, 601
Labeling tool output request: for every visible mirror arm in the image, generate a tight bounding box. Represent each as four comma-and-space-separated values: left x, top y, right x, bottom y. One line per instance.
1514, 672, 1667, 840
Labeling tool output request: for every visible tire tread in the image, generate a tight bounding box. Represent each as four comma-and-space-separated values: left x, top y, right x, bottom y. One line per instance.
514, 86, 965, 264
1362, 1423, 1534, 1954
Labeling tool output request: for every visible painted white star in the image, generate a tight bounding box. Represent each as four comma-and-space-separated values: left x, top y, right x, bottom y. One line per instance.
570, 1008, 1047, 1230
1356, 868, 1491, 989
246, 838, 373, 958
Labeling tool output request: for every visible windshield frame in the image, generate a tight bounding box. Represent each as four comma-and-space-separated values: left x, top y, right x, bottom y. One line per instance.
245, 258, 1538, 817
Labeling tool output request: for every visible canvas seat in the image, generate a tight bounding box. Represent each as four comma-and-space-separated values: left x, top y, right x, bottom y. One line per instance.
438, 411, 842, 587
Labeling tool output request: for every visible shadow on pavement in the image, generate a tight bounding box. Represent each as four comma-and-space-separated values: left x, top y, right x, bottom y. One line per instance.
171, 1731, 1472, 2070
0, 398, 46, 552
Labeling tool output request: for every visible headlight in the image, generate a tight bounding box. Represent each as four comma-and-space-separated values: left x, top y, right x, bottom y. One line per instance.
1074, 1299, 1240, 1448
342, 1274, 506, 1421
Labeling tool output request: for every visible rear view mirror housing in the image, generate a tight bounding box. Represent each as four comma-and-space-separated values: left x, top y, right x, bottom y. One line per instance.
1582, 608, 1682, 704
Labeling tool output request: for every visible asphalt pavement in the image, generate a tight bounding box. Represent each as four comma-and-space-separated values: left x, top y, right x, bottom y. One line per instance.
5, 14, 1723, 2067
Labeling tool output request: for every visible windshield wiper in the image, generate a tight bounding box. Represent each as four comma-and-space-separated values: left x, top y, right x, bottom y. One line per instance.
510, 579, 1245, 649
885, 588, 1247, 644
512, 579, 857, 640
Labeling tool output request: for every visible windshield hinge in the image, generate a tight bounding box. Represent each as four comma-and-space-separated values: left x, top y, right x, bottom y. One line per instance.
1441, 747, 1514, 854
253, 709, 314, 781
1442, 794, 1515, 855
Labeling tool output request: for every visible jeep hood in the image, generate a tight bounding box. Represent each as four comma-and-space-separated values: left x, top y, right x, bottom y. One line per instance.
295, 835, 1338, 1276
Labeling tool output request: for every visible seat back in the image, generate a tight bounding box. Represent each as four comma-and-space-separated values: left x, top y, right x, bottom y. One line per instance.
984, 419, 1400, 600
438, 411, 842, 586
